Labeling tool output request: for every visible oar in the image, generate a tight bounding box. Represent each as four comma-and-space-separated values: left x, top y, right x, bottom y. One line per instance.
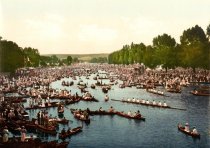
168, 107, 187, 111
65, 106, 69, 109
111, 99, 122, 102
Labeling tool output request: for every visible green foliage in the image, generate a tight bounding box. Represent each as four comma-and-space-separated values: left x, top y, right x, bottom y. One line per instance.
180, 25, 209, 69
66, 56, 72, 65
90, 57, 107, 63
23, 47, 40, 67
109, 24, 210, 70
0, 39, 24, 72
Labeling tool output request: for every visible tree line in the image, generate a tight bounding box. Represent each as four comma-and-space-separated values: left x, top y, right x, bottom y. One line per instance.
0, 37, 78, 72
108, 24, 210, 70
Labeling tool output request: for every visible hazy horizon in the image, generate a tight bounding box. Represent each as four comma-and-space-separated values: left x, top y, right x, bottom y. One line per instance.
1, 0, 210, 54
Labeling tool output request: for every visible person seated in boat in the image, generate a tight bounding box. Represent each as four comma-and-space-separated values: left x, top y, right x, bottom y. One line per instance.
135, 110, 141, 118
163, 101, 167, 107
146, 100, 150, 104
67, 127, 72, 134
158, 101, 162, 106
152, 100, 156, 105
136, 99, 140, 103
80, 114, 85, 119
132, 98, 136, 102
99, 107, 103, 112
192, 127, 198, 134
61, 128, 66, 135
142, 99, 145, 104
86, 108, 90, 114
127, 98, 131, 102
2, 126, 9, 143
184, 123, 190, 132
20, 126, 27, 142
105, 95, 109, 101
128, 110, 132, 116
109, 106, 115, 112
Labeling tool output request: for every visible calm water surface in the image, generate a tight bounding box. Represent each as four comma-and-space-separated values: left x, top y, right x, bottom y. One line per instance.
25, 73, 210, 148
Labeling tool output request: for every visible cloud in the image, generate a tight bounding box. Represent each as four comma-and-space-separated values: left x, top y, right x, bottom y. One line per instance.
24, 13, 65, 41
78, 24, 118, 42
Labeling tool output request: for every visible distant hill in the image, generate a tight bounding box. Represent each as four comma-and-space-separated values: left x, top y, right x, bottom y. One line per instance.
42, 53, 109, 62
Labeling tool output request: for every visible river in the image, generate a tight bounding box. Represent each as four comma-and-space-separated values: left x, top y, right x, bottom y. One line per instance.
25, 73, 210, 148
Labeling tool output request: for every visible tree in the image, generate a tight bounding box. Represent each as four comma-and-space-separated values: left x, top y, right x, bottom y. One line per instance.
206, 24, 210, 40
153, 33, 177, 71
23, 47, 40, 67
180, 25, 209, 70
66, 56, 73, 65
1, 39, 24, 72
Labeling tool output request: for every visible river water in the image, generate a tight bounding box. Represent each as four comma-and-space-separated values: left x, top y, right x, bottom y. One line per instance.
25, 73, 210, 148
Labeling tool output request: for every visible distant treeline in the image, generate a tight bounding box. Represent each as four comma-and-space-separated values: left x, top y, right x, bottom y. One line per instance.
108, 24, 210, 70
90, 57, 107, 63
0, 37, 78, 72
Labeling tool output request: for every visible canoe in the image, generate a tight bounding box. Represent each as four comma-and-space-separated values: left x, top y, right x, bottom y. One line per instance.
191, 90, 210, 96
70, 109, 90, 124
115, 111, 145, 121
89, 110, 115, 116
59, 126, 82, 139
56, 118, 69, 124
25, 102, 59, 110
146, 89, 165, 96
36, 124, 57, 135
82, 97, 99, 102
65, 98, 80, 105
178, 124, 200, 138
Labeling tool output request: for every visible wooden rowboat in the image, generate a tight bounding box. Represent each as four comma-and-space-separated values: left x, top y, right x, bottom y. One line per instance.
191, 90, 210, 96
70, 109, 90, 124
178, 124, 200, 138
59, 126, 82, 139
115, 111, 145, 121
89, 110, 115, 116
36, 124, 57, 135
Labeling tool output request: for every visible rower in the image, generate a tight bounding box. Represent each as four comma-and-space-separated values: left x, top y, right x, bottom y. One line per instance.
99, 107, 103, 112
158, 101, 162, 106
135, 110, 141, 118
132, 98, 136, 102
136, 99, 140, 103
105, 95, 109, 101
152, 100, 156, 105
163, 101, 167, 107
61, 128, 66, 135
109, 106, 114, 112
184, 123, 190, 132
127, 98, 131, 102
146, 100, 150, 104
142, 99, 145, 104
192, 127, 198, 134
128, 110, 132, 116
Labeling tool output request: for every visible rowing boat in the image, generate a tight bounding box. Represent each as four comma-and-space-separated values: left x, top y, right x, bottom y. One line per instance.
111, 99, 186, 111
36, 124, 57, 135
191, 90, 210, 96
70, 109, 90, 124
89, 110, 115, 115
115, 111, 145, 121
59, 126, 82, 139
178, 124, 200, 138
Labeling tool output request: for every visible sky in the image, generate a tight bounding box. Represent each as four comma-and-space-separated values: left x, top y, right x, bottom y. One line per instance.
0, 0, 210, 54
